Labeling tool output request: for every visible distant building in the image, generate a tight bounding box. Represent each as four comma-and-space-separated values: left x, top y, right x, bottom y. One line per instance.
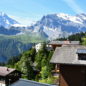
50, 45, 86, 86
48, 40, 80, 50
0, 67, 21, 86
35, 43, 53, 52
35, 43, 42, 52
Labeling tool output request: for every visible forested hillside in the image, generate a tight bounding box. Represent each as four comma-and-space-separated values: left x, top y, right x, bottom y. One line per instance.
6, 44, 58, 84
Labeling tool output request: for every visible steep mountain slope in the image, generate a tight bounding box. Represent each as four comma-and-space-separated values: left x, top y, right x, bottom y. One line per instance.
0, 39, 33, 62
0, 26, 21, 35
0, 12, 19, 28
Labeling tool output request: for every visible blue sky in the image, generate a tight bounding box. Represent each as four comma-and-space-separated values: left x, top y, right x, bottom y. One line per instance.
0, 0, 85, 25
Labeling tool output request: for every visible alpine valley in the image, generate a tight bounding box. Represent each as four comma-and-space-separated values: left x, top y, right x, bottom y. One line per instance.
0, 12, 86, 62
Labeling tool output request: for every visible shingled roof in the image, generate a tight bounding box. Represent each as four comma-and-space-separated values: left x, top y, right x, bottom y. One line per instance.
50, 45, 86, 65
0, 66, 15, 76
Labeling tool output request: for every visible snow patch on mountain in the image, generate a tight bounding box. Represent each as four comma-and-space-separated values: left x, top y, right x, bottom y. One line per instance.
57, 13, 83, 24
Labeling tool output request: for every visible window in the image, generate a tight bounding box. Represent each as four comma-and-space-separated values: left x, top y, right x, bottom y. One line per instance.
78, 54, 86, 60
77, 49, 86, 60
0, 77, 5, 81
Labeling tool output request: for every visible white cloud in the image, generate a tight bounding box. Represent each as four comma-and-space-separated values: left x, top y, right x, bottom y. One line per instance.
9, 15, 36, 26
63, 0, 84, 13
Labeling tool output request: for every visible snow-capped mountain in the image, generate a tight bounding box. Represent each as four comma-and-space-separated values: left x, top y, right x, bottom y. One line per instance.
0, 12, 86, 40
31, 13, 86, 39
0, 12, 19, 28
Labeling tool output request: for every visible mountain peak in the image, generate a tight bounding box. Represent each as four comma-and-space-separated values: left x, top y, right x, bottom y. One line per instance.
0, 12, 19, 28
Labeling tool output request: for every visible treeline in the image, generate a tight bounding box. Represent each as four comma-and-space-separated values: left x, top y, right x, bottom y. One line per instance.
57, 32, 86, 43
6, 43, 56, 84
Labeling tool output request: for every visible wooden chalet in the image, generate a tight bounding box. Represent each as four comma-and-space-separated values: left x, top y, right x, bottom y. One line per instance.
0, 67, 21, 86
50, 45, 86, 86
48, 41, 80, 50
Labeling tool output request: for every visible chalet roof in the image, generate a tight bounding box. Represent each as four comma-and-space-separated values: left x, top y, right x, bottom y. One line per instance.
0, 66, 15, 76
50, 45, 86, 65
49, 41, 80, 45
11, 79, 57, 86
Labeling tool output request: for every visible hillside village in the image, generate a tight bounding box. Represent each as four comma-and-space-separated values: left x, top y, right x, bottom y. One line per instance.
1, 37, 86, 86
0, 30, 86, 86
0, 0, 85, 86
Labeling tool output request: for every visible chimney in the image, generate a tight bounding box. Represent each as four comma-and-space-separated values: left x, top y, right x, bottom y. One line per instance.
7, 68, 9, 71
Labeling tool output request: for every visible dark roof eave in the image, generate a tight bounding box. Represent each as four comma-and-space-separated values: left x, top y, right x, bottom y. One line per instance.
50, 62, 86, 66
0, 75, 5, 77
